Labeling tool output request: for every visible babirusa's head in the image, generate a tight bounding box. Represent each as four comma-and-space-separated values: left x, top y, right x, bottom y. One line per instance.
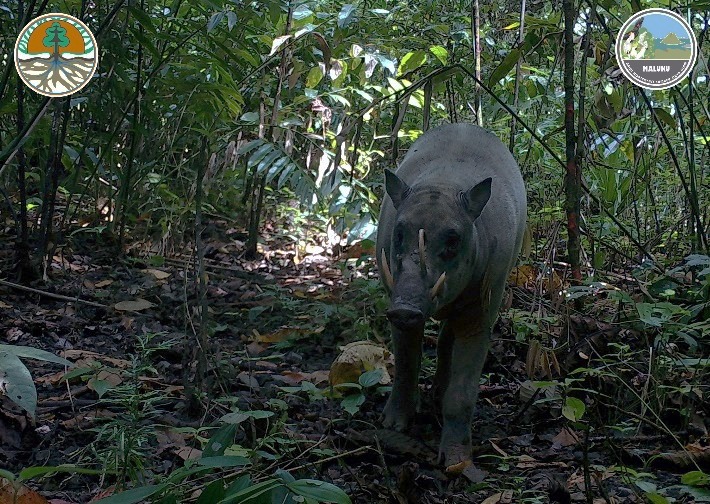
380, 169, 492, 329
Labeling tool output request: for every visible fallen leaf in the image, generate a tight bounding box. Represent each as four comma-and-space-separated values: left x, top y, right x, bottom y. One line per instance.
114, 299, 154, 311
0, 301, 11, 309
95, 280, 113, 288
246, 342, 266, 356
481, 492, 503, 504
489, 440, 509, 457
143, 269, 171, 280
175, 446, 202, 461
60, 350, 131, 369
278, 371, 310, 385
89, 487, 115, 502
237, 371, 259, 389
508, 264, 536, 286
552, 427, 580, 447
0, 477, 49, 504
330, 341, 393, 386
61, 409, 117, 429
253, 327, 309, 344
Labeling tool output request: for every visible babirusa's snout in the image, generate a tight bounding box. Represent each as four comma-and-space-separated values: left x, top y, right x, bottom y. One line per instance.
380, 248, 394, 289
387, 305, 425, 328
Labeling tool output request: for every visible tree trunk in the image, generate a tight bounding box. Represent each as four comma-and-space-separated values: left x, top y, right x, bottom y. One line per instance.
563, 0, 582, 283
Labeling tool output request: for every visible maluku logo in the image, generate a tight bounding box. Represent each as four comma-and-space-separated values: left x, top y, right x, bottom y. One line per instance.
615, 9, 697, 90
14, 13, 98, 97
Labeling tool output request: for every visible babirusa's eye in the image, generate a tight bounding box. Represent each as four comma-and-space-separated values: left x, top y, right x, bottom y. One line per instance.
394, 226, 404, 247
440, 231, 461, 260
445, 234, 460, 249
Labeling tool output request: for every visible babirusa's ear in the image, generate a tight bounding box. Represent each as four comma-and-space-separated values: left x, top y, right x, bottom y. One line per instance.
462, 177, 492, 220
384, 169, 411, 209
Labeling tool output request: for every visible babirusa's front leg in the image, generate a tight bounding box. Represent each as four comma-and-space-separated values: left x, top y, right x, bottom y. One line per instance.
439, 313, 490, 466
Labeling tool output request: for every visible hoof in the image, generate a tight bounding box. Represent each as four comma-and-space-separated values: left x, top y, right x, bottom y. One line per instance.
438, 442, 471, 468
381, 399, 414, 431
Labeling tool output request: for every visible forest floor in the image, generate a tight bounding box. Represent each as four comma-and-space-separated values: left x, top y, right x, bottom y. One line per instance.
1, 220, 708, 504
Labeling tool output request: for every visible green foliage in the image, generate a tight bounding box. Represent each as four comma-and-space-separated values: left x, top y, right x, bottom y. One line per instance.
0, 344, 73, 417
337, 368, 388, 415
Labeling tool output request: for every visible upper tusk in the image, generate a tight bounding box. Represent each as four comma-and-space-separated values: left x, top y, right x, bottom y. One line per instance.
418, 229, 427, 275
380, 248, 394, 290
430, 272, 446, 298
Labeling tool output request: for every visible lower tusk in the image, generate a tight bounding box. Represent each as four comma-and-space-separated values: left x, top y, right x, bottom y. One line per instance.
418, 228, 427, 275
430, 272, 446, 298
380, 248, 394, 289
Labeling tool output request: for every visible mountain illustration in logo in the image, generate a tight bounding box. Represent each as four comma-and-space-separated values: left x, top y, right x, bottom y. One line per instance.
615, 9, 697, 90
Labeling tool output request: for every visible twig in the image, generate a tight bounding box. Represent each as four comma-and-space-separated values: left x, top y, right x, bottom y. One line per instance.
279, 446, 372, 474
0, 279, 107, 308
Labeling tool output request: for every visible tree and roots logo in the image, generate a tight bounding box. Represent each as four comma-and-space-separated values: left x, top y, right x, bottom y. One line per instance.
615, 9, 697, 90
14, 13, 98, 97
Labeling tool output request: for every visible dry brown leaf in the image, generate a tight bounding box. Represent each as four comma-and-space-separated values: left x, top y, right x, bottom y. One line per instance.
0, 301, 11, 309
94, 279, 113, 288
0, 477, 49, 504
253, 327, 309, 344
278, 371, 310, 385
143, 269, 171, 280
309, 369, 330, 385
88, 487, 116, 502
653, 440, 710, 468
552, 427, 580, 447
87, 370, 123, 393
481, 493, 503, 504
544, 271, 565, 295
35, 370, 66, 386
175, 446, 202, 461
329, 341, 393, 386
339, 242, 375, 259
60, 409, 117, 429
60, 350, 131, 369
508, 264, 536, 286
489, 440, 509, 457
114, 299, 154, 311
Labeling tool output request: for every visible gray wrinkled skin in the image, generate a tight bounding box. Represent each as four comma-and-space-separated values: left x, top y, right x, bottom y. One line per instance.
376, 123, 527, 466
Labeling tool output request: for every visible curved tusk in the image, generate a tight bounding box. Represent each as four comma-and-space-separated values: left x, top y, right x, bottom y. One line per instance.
430, 272, 446, 298
380, 248, 394, 290
418, 228, 427, 275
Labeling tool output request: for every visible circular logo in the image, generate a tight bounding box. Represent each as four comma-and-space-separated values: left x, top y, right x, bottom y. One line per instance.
615, 8, 697, 90
14, 13, 98, 97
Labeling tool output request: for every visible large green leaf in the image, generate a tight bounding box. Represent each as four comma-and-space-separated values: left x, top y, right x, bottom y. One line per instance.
218, 479, 282, 503
397, 51, 427, 76
0, 344, 73, 366
93, 484, 166, 504
488, 49, 521, 86
429, 45, 448, 65
204, 424, 238, 457
286, 479, 351, 504
338, 4, 357, 28
0, 351, 37, 417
